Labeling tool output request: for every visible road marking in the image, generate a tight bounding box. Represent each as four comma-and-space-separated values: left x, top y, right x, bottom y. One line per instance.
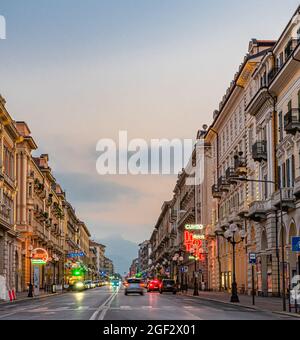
89, 289, 119, 321
98, 290, 119, 320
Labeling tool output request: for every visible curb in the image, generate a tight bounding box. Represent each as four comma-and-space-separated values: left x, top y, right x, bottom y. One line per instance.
273, 311, 300, 319
188, 294, 300, 318
185, 294, 259, 311
0, 292, 67, 307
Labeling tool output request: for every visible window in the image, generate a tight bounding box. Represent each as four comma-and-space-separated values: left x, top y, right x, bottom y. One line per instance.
28, 182, 33, 198
28, 209, 32, 226
278, 164, 286, 188
277, 52, 284, 69
3, 145, 14, 180
286, 156, 295, 188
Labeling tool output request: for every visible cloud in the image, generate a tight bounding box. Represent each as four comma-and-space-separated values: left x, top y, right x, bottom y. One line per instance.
55, 172, 141, 204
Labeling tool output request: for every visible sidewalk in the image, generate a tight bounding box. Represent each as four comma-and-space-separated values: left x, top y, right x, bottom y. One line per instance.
185, 290, 300, 316
0, 290, 66, 306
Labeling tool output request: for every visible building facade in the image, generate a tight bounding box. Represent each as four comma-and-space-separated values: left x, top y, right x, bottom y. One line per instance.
140, 6, 300, 298
0, 95, 112, 300
0, 96, 20, 299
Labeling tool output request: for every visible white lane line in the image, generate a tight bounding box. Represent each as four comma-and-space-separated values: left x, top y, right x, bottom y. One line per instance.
98, 290, 119, 320
89, 289, 119, 321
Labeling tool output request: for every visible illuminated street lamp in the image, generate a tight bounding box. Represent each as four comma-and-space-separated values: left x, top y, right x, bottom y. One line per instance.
215, 224, 247, 303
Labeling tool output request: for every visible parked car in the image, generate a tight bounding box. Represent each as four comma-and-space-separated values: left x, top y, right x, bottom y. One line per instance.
125, 278, 144, 296
84, 280, 92, 289
159, 279, 177, 294
147, 280, 160, 292
73, 281, 85, 291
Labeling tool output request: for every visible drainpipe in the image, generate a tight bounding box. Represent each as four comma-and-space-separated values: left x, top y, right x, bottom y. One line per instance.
210, 128, 222, 292
269, 51, 282, 298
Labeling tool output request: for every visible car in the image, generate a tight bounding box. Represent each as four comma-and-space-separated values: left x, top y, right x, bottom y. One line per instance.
147, 280, 160, 292
84, 280, 92, 289
73, 281, 85, 291
125, 278, 144, 296
111, 279, 120, 287
90, 281, 97, 289
94, 280, 101, 287
159, 279, 177, 294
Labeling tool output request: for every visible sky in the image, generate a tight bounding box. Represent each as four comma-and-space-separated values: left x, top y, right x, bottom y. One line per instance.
0, 0, 299, 243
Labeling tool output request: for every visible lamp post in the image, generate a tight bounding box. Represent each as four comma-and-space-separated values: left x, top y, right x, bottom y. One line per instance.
53, 255, 59, 286
215, 224, 246, 303
231, 175, 286, 311
190, 247, 199, 296
28, 245, 34, 298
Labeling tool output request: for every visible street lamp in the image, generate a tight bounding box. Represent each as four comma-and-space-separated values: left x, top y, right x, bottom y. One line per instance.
28, 245, 34, 298
53, 254, 59, 287
190, 247, 199, 296
215, 224, 246, 303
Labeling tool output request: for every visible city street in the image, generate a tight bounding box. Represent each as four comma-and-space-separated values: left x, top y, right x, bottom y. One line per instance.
0, 287, 297, 320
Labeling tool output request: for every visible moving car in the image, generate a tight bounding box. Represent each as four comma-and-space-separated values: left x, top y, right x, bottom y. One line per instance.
147, 280, 160, 292
125, 278, 144, 296
111, 279, 120, 287
159, 279, 177, 294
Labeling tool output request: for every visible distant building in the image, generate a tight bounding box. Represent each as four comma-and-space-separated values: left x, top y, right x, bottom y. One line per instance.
104, 257, 114, 276
129, 258, 139, 277
89, 241, 106, 278
138, 240, 151, 274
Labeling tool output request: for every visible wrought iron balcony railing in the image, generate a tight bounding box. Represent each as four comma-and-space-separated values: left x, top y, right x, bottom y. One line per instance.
252, 141, 267, 163
284, 109, 300, 135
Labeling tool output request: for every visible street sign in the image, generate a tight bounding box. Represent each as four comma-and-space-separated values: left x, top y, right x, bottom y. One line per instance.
67, 252, 85, 258
292, 237, 300, 252
181, 266, 188, 273
249, 253, 257, 265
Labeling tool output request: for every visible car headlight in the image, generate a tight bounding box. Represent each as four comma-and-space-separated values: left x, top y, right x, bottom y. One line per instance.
75, 282, 84, 289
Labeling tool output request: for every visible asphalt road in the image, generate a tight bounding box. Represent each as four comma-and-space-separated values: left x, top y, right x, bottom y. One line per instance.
0, 286, 296, 320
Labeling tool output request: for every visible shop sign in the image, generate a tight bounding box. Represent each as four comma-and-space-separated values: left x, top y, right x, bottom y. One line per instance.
185, 224, 204, 231
31, 248, 49, 265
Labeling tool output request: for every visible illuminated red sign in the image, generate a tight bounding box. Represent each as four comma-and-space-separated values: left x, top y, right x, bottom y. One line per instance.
184, 231, 205, 261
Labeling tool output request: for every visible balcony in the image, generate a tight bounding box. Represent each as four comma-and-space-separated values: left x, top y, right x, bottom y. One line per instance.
272, 188, 295, 212
226, 167, 237, 184
238, 202, 249, 218
270, 39, 300, 94
234, 156, 247, 176
285, 39, 299, 60
284, 109, 300, 135
267, 67, 280, 85
212, 185, 222, 199
228, 208, 241, 224
294, 177, 300, 199
218, 176, 230, 192
248, 200, 272, 222
252, 141, 267, 163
